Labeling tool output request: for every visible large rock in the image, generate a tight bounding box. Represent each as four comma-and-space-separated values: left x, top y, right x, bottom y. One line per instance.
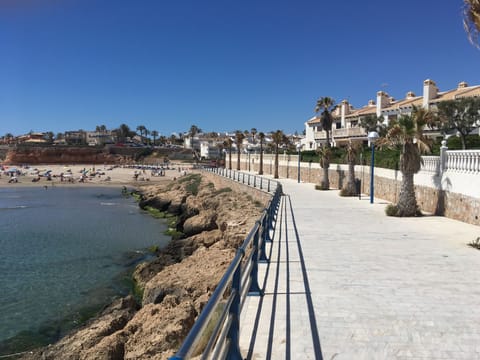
122, 299, 196, 360
182, 210, 217, 236
142, 247, 234, 306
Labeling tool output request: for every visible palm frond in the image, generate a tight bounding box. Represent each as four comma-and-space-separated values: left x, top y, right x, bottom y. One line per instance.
464, 0, 480, 48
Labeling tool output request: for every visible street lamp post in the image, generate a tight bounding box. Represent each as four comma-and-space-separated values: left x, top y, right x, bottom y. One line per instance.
296, 143, 303, 183
367, 131, 379, 204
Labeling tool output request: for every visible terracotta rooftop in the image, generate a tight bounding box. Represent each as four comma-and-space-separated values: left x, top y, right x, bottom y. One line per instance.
382, 96, 423, 111
431, 85, 480, 102
345, 104, 377, 118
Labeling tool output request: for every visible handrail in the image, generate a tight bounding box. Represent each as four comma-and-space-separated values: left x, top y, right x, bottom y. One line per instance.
170, 167, 282, 359
204, 167, 281, 195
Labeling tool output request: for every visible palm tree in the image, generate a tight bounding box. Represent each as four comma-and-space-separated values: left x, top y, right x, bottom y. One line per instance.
251, 128, 257, 144
314, 97, 336, 148
144, 129, 151, 145
378, 106, 434, 217
258, 132, 265, 175
271, 130, 287, 179
341, 140, 361, 196
44, 131, 54, 144
464, 0, 480, 47
314, 97, 336, 189
359, 114, 387, 137
234, 130, 245, 171
223, 138, 233, 170
116, 124, 132, 143
189, 125, 201, 138
316, 146, 332, 190
96, 125, 107, 133
136, 125, 147, 143
151, 130, 159, 146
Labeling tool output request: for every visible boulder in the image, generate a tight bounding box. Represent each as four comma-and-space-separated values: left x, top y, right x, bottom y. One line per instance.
182, 210, 217, 237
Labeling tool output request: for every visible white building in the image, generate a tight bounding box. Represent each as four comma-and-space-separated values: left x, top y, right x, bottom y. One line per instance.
305, 79, 480, 148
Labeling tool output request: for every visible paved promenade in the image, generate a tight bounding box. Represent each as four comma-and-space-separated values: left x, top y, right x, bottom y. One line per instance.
239, 178, 480, 359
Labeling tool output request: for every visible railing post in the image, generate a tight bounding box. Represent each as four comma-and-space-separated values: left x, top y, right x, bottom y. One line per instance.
260, 177, 263, 190
267, 179, 271, 193
248, 222, 263, 295
259, 213, 270, 261
253, 175, 256, 188
226, 254, 243, 360
440, 140, 448, 173
247, 174, 250, 186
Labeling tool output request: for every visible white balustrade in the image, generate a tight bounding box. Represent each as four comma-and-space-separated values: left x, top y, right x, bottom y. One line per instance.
445, 150, 480, 174
421, 156, 441, 174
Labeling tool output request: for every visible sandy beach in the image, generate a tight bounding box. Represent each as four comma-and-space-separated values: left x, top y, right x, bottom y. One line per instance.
0, 163, 193, 189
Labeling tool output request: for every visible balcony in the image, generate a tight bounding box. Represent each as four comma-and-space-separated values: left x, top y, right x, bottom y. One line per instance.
333, 127, 367, 138
314, 127, 367, 142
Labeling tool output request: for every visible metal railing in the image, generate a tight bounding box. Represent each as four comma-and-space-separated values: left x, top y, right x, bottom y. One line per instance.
208, 167, 280, 194
169, 168, 282, 360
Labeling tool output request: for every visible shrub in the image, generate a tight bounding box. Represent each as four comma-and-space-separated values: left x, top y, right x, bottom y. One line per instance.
447, 135, 480, 150
178, 174, 202, 195
468, 237, 480, 250
385, 204, 399, 216
214, 187, 232, 195
339, 187, 356, 197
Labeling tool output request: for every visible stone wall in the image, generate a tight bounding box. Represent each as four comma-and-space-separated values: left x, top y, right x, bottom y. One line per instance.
229, 155, 480, 226
201, 171, 272, 207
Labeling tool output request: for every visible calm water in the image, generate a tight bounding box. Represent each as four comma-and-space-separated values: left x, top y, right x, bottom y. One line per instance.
0, 186, 169, 353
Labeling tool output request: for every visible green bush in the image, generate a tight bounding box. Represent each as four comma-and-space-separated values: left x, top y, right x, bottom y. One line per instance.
447, 135, 480, 150
179, 174, 202, 195
385, 204, 399, 216
214, 187, 232, 195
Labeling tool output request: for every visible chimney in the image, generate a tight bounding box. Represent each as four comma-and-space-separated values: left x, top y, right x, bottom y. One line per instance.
458, 81, 468, 88
368, 99, 375, 106
376, 91, 390, 117
406, 91, 416, 99
423, 79, 438, 109
340, 100, 349, 128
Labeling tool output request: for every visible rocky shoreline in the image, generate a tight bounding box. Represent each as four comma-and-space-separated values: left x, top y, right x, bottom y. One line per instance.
20, 172, 269, 360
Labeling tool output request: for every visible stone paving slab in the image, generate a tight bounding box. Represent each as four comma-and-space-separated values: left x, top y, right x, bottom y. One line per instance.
240, 178, 480, 360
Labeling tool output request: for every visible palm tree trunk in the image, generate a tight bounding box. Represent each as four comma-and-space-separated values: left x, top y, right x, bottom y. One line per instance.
228, 150, 232, 170
237, 150, 241, 171
343, 161, 356, 195
397, 171, 418, 216
274, 146, 279, 179
259, 143, 264, 175
321, 164, 329, 189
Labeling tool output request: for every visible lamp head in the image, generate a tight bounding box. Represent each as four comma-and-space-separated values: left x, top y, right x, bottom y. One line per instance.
367, 131, 379, 142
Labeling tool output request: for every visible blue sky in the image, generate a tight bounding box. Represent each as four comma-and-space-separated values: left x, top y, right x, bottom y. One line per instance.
1, 0, 479, 137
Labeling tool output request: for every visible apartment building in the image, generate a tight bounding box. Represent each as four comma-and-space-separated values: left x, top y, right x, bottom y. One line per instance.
303, 79, 480, 149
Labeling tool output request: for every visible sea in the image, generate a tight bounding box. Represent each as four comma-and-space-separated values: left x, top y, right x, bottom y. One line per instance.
0, 186, 170, 355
